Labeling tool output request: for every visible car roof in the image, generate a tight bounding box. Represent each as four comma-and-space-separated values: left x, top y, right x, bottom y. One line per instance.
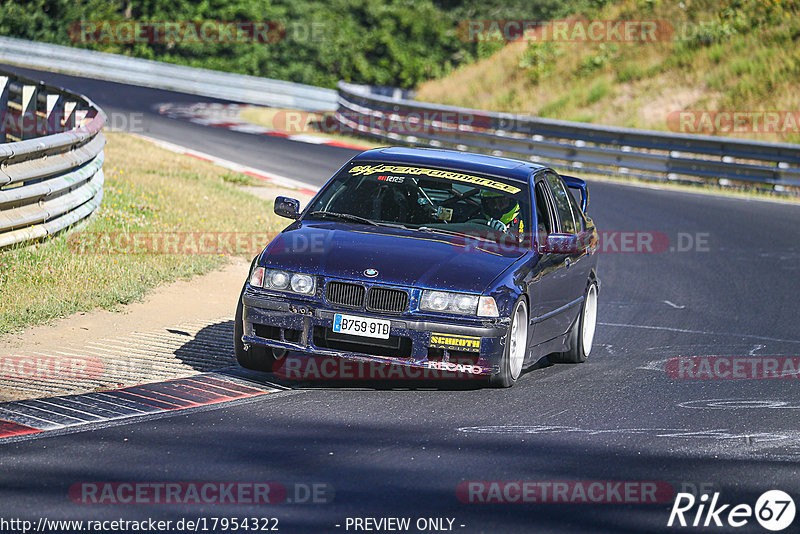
351, 147, 548, 184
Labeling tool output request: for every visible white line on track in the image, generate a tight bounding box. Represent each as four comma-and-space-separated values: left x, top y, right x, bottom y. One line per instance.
679, 399, 800, 410
599, 322, 800, 344
457, 424, 800, 446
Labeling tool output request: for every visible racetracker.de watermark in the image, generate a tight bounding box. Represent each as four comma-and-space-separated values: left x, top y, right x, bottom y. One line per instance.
67, 232, 276, 255
0, 110, 143, 135
667, 110, 800, 135
274, 357, 485, 381
279, 110, 493, 135
70, 21, 286, 44
457, 19, 675, 42
0, 355, 158, 382
456, 481, 674, 503
1, 355, 103, 381
69, 482, 334, 505
463, 231, 709, 255
70, 21, 327, 44
666, 357, 800, 379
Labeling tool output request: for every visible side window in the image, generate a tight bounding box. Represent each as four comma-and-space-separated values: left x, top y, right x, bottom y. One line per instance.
545, 173, 577, 235
534, 181, 554, 237
565, 187, 585, 232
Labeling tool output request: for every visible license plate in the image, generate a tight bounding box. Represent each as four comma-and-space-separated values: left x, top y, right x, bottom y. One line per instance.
332, 313, 391, 339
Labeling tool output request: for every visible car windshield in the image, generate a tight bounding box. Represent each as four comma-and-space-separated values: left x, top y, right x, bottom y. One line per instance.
305, 161, 531, 246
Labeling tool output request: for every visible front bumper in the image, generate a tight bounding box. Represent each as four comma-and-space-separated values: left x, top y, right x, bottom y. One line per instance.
241, 288, 509, 377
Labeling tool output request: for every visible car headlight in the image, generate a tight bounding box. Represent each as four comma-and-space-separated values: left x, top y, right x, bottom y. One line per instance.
420, 290, 484, 315
268, 270, 290, 290
250, 266, 316, 295
421, 291, 452, 311
290, 273, 315, 294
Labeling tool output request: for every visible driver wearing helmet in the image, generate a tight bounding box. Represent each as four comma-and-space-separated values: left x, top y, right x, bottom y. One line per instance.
480, 190, 522, 236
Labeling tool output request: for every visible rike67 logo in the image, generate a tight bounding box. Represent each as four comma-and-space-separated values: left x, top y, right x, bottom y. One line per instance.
668, 490, 796, 531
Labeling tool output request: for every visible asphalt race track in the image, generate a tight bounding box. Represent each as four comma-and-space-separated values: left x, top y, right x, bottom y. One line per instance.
2, 66, 800, 533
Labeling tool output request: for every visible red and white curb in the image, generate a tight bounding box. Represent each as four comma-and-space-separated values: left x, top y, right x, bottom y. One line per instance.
130, 133, 320, 196
157, 102, 370, 151
0, 373, 280, 441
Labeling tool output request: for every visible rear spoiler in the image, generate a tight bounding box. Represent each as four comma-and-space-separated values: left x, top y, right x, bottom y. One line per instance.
561, 175, 588, 213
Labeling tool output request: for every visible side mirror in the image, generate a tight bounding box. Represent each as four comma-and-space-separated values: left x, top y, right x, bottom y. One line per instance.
274, 196, 300, 219
540, 233, 579, 254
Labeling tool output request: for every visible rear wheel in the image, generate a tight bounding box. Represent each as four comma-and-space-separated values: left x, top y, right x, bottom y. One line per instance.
234, 286, 279, 372
554, 282, 598, 364
490, 298, 528, 388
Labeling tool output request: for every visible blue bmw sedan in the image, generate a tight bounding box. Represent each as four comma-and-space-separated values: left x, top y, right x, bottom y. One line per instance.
235, 147, 599, 387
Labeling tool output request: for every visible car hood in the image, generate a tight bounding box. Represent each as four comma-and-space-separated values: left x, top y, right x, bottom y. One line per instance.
260, 222, 525, 293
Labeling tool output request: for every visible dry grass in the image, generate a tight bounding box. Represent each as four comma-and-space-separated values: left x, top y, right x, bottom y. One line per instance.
415, 0, 800, 143
0, 132, 286, 335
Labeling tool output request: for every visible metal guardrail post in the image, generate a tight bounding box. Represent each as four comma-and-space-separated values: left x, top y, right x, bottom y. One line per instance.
63, 101, 77, 130
20, 84, 37, 140
46, 93, 63, 134
0, 76, 7, 143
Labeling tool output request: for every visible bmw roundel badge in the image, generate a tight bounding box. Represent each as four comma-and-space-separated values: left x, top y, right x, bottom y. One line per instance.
364, 268, 379, 278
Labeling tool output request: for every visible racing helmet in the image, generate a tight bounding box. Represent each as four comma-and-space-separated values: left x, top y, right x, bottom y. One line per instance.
480, 190, 519, 225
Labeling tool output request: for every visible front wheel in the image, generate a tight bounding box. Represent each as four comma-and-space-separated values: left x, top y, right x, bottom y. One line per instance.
554, 282, 598, 364
490, 298, 528, 388
234, 286, 279, 372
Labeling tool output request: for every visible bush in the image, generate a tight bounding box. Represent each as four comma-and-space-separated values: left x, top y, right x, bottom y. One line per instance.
578, 43, 618, 76
519, 42, 562, 84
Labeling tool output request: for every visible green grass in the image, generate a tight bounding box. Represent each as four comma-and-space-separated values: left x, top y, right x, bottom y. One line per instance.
584, 79, 610, 106
221, 172, 264, 187
0, 132, 285, 335
616, 63, 644, 83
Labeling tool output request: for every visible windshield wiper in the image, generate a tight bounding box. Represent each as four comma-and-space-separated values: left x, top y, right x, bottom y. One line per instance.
308, 211, 407, 229
308, 211, 379, 226
416, 226, 495, 243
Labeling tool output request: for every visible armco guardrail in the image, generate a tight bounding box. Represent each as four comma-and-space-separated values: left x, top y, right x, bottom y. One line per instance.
0, 36, 337, 112
0, 68, 105, 248
337, 82, 800, 190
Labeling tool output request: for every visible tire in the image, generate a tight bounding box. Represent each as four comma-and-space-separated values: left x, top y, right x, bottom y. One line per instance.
234, 285, 280, 372
490, 298, 528, 388
554, 282, 598, 364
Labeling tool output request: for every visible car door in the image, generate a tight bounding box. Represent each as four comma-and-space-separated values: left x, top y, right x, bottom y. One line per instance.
527, 173, 575, 345
547, 170, 593, 290
545, 171, 592, 331
561, 174, 597, 286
